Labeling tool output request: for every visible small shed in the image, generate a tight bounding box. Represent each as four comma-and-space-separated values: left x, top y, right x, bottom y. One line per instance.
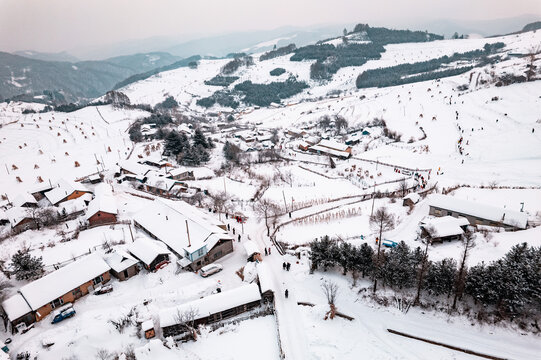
403, 192, 420, 207
12, 193, 38, 208
105, 250, 140, 281
128, 238, 170, 272
142, 320, 155, 339
256, 262, 274, 303
420, 216, 470, 243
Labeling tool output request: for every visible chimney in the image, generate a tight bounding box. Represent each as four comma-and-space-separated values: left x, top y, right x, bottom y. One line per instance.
185, 220, 191, 247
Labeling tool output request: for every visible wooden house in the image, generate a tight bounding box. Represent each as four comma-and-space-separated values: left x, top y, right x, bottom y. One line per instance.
309, 139, 352, 159
403, 193, 420, 207
256, 263, 274, 303
166, 168, 195, 181
133, 199, 234, 271
44, 179, 92, 206
428, 194, 528, 230
105, 250, 140, 281
5, 207, 36, 232
12, 193, 38, 208
160, 284, 261, 338
128, 238, 170, 272
142, 320, 155, 339
419, 216, 470, 243
85, 191, 117, 227
1, 254, 110, 333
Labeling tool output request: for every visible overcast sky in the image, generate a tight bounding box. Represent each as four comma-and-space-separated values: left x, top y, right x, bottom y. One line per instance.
1, 0, 540, 55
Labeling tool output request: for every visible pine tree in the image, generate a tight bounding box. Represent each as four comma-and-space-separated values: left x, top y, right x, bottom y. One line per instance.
357, 243, 374, 278
193, 129, 209, 149
426, 258, 457, 297
11, 249, 44, 281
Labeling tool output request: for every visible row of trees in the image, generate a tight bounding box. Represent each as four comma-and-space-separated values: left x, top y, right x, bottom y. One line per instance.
310, 212, 540, 321
164, 129, 214, 166
352, 24, 443, 44
233, 78, 308, 107
356, 43, 504, 89
269, 68, 286, 76
204, 75, 239, 87
221, 56, 254, 75
260, 44, 296, 61
129, 113, 174, 142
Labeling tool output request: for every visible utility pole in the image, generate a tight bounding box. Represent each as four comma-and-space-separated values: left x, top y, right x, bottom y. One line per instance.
370, 181, 377, 216
282, 190, 288, 213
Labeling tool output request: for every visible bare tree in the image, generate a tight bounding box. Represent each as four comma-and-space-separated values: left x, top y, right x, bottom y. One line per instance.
414, 228, 433, 305
209, 191, 228, 220
318, 115, 331, 129
334, 115, 348, 135
452, 229, 476, 309
321, 280, 339, 320
525, 45, 540, 81
369, 207, 395, 293
253, 199, 279, 236
174, 307, 199, 340
396, 179, 408, 198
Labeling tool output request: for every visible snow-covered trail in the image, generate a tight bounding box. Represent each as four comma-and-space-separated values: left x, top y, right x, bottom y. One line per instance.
253, 223, 312, 360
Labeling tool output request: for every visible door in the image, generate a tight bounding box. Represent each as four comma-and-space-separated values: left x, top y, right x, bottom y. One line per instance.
123, 270, 129, 279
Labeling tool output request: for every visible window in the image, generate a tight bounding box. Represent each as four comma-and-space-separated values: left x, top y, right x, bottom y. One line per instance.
50, 297, 64, 309
92, 275, 104, 285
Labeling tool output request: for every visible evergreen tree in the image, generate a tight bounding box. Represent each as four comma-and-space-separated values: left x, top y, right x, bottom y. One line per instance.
11, 249, 44, 281
426, 258, 457, 297
357, 243, 374, 278
193, 128, 209, 149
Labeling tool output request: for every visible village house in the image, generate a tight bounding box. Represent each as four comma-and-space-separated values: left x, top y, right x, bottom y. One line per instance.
143, 175, 186, 198
29, 183, 54, 201
133, 199, 233, 271
117, 160, 152, 180
128, 238, 170, 272
85, 184, 117, 226
428, 194, 528, 230
104, 250, 140, 281
256, 262, 274, 303
159, 284, 262, 338
243, 240, 262, 262
12, 193, 38, 208
166, 167, 195, 181
1, 254, 110, 333
403, 192, 420, 207
287, 128, 306, 138
44, 179, 93, 206
309, 139, 352, 159
58, 197, 88, 218
419, 216, 470, 243
5, 207, 36, 232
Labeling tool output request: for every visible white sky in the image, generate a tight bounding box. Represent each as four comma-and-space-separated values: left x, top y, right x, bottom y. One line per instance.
1, 0, 540, 54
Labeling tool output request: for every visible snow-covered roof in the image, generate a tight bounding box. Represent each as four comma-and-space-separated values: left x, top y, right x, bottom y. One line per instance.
142, 319, 154, 331
119, 160, 151, 176
104, 250, 139, 273
58, 197, 87, 216
128, 238, 169, 266
256, 262, 273, 294
159, 284, 261, 328
145, 175, 178, 192
85, 195, 117, 219
17, 253, 110, 311
12, 193, 37, 207
44, 179, 91, 205
167, 167, 192, 177
243, 240, 260, 257
404, 192, 420, 203
309, 144, 350, 158
5, 207, 32, 227
420, 216, 469, 238
133, 199, 232, 257
2, 293, 32, 321
317, 139, 350, 152
94, 183, 113, 198
429, 194, 528, 229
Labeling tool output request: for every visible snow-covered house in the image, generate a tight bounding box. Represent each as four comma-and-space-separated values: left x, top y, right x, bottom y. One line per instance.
144, 175, 186, 198
243, 240, 262, 262
159, 284, 262, 338
128, 238, 170, 272
166, 167, 195, 181
428, 194, 528, 230
403, 192, 420, 207
309, 139, 352, 159
85, 184, 117, 226
12, 193, 38, 208
419, 216, 470, 243
118, 160, 152, 178
1, 254, 110, 332
57, 197, 87, 217
133, 199, 233, 271
5, 207, 35, 231
44, 179, 92, 206
104, 250, 140, 281
287, 128, 306, 138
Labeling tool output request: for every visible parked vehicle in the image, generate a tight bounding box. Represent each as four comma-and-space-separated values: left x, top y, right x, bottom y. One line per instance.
15, 323, 33, 334
200, 263, 223, 278
94, 284, 113, 295
383, 239, 398, 248
51, 304, 76, 324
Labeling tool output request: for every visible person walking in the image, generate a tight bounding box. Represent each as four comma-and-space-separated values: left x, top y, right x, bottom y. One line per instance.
268, 247, 271, 255
282, 262, 286, 270
265, 248, 268, 256
285, 289, 289, 298
238, 234, 241, 242
286, 262, 291, 271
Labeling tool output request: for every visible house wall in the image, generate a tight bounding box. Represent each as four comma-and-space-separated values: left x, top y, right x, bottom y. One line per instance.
67, 190, 91, 202
33, 271, 110, 322
7, 312, 35, 333
161, 299, 261, 338
111, 264, 139, 281
189, 239, 233, 271
13, 218, 37, 232
88, 212, 117, 226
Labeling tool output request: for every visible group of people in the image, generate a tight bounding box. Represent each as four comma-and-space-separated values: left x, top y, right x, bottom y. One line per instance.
264, 247, 272, 256
282, 262, 291, 271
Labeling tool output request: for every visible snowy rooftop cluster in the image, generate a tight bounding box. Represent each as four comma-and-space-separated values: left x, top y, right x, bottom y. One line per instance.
44, 179, 91, 205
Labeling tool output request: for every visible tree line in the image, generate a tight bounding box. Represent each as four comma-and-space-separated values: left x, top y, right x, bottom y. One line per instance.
163, 128, 214, 166
356, 43, 504, 89
260, 44, 297, 61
